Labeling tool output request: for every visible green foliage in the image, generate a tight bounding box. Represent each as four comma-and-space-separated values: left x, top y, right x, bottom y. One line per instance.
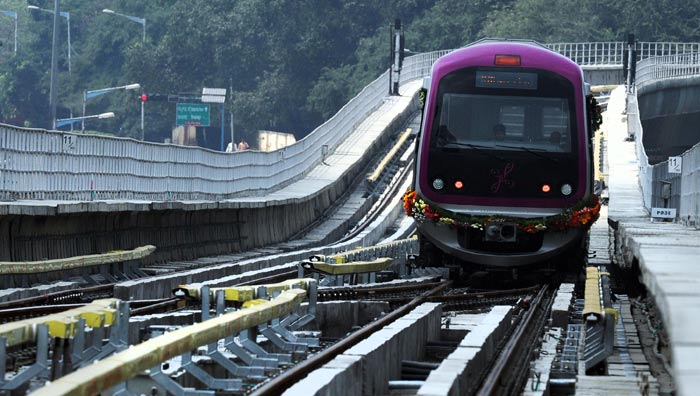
1, 0, 699, 148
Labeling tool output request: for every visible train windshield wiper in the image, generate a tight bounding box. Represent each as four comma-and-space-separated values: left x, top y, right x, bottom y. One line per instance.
495, 144, 559, 163
448, 142, 507, 162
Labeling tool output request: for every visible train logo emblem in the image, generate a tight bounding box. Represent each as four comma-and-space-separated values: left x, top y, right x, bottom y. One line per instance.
490, 162, 515, 193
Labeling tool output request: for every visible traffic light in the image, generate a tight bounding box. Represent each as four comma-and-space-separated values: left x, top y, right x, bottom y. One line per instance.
139, 93, 169, 102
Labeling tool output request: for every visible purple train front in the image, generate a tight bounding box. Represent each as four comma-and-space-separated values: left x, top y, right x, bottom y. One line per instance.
407, 40, 600, 271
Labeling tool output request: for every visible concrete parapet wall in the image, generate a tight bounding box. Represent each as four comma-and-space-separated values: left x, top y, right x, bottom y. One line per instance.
582, 66, 624, 86
637, 76, 700, 118
637, 77, 700, 165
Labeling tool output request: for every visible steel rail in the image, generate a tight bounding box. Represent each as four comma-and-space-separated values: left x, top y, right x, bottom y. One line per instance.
129, 297, 183, 316
318, 284, 539, 305
249, 280, 451, 396
0, 284, 113, 309
476, 284, 554, 396
366, 128, 413, 183
317, 280, 444, 299
335, 155, 415, 244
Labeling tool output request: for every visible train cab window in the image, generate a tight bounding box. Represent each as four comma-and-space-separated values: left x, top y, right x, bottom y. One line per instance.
541, 106, 570, 151
431, 66, 577, 154
433, 92, 572, 153
498, 106, 525, 139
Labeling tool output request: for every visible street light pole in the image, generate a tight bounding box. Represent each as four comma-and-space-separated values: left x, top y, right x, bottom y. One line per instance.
82, 83, 141, 131
102, 9, 146, 43
28, 6, 71, 73
49, 0, 60, 129
65, 12, 70, 72
0, 10, 17, 53
57, 112, 115, 128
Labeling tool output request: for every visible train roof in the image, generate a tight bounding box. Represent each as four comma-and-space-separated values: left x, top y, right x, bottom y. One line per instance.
465, 38, 551, 49
433, 39, 582, 83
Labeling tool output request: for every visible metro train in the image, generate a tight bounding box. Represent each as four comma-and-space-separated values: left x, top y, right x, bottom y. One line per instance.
404, 39, 601, 274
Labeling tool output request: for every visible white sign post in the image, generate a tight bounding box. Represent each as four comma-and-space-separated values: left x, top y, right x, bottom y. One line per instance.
651, 207, 676, 219
202, 87, 227, 151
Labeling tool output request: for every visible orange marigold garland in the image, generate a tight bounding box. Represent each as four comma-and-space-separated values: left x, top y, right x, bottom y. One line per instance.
402, 189, 600, 234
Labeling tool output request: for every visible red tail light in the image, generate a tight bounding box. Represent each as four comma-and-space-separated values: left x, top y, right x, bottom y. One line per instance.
494, 54, 521, 66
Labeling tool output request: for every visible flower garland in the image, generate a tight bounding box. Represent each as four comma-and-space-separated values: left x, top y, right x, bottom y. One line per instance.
402, 189, 600, 234
587, 94, 603, 133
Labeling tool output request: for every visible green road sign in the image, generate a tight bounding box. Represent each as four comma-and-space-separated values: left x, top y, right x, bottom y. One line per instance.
176, 103, 210, 126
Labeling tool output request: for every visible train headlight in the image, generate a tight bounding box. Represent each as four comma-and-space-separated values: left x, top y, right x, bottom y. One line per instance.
561, 183, 573, 196
432, 178, 445, 190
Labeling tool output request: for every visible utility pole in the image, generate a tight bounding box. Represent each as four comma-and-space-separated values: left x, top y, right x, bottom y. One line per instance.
49, 0, 60, 129
391, 19, 404, 95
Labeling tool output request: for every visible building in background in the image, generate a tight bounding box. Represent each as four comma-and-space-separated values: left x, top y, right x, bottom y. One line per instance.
257, 130, 296, 152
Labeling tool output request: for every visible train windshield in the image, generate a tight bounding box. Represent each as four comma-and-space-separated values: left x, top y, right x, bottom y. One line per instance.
431, 67, 576, 154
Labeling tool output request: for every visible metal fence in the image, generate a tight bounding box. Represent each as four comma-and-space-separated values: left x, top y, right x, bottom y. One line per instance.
545, 41, 700, 66
547, 42, 627, 65
636, 52, 700, 89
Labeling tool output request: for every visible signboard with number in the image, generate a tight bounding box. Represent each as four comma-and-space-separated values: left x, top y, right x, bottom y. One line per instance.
62, 134, 77, 153
176, 103, 210, 126
668, 156, 682, 173
651, 207, 676, 219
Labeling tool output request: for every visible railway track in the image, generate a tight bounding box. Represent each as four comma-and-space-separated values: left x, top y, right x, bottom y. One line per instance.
2, 254, 663, 396
248, 277, 557, 396
2, 260, 549, 395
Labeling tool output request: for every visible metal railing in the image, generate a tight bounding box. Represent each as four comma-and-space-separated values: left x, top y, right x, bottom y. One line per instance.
636, 52, 700, 89
545, 41, 700, 66
547, 42, 627, 65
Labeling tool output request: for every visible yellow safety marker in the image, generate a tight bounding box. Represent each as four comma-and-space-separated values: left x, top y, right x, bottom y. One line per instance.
0, 245, 155, 275
604, 307, 619, 324
367, 128, 412, 184
174, 278, 313, 302
242, 299, 269, 308
583, 266, 603, 320
28, 289, 307, 396
302, 257, 393, 275
0, 299, 118, 347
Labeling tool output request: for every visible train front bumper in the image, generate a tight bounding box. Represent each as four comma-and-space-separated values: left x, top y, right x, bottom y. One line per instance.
418, 221, 584, 267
